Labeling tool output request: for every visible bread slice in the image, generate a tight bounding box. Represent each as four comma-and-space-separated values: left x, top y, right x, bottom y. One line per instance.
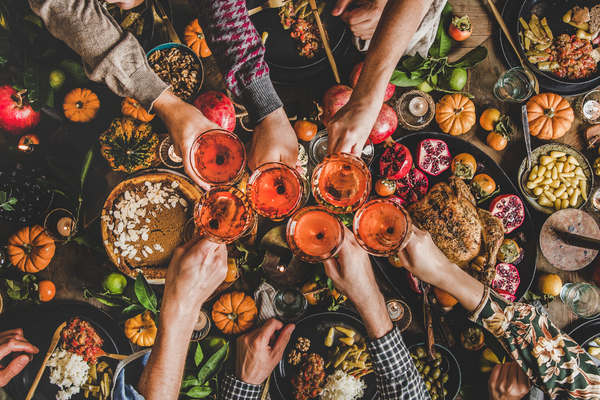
591, 5, 600, 40
572, 6, 590, 25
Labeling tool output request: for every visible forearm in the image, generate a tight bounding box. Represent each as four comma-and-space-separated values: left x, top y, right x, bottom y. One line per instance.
190, 0, 282, 124
354, 291, 393, 340
137, 302, 198, 400
29, 0, 168, 110
423, 261, 485, 313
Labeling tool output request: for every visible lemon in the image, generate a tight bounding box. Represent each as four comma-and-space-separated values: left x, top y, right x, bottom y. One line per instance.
49, 68, 67, 92
537, 273, 563, 296
101, 272, 128, 295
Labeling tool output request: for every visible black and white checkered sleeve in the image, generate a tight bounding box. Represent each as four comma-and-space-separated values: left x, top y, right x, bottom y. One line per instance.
220, 372, 262, 400
367, 326, 431, 400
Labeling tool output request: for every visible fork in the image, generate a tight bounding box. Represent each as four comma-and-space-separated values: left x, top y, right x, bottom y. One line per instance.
153, 0, 181, 44
151, 1, 168, 43
248, 0, 292, 16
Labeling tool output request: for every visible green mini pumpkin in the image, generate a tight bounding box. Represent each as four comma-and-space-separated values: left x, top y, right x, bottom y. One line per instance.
99, 117, 159, 173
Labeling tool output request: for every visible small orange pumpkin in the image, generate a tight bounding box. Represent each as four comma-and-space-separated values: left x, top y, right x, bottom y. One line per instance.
526, 93, 574, 140
184, 19, 212, 58
63, 88, 100, 123
212, 291, 257, 335
124, 311, 157, 347
7, 225, 55, 273
121, 98, 154, 122
435, 94, 476, 136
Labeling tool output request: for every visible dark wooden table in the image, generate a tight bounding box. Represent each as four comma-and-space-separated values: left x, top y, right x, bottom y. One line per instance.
0, 0, 599, 397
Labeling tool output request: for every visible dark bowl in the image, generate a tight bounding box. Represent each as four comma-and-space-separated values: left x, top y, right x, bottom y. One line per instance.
408, 343, 462, 400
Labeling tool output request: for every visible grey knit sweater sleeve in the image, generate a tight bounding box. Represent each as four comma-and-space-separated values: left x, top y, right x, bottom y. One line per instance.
29, 0, 168, 111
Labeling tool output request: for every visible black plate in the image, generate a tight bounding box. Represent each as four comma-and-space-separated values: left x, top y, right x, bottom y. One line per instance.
272, 310, 377, 400
500, 0, 600, 95
569, 318, 600, 347
407, 343, 462, 400
248, 0, 352, 84
370, 132, 537, 302
8, 302, 134, 400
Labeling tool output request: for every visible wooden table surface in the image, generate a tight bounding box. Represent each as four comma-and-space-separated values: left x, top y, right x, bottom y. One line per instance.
0, 0, 599, 396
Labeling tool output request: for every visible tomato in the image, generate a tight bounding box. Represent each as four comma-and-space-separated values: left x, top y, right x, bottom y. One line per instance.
487, 131, 508, 151
301, 282, 322, 305
451, 153, 477, 180
18, 134, 40, 150
388, 253, 404, 268
38, 280, 56, 302
479, 108, 501, 131
471, 174, 496, 199
449, 15, 472, 41
375, 178, 396, 197
225, 258, 238, 282
294, 120, 318, 141
460, 327, 485, 351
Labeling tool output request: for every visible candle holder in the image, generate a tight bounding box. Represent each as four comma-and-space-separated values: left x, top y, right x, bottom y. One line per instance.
159, 136, 184, 169
0, 247, 7, 269
576, 90, 600, 124
308, 129, 375, 166
394, 90, 435, 131
44, 208, 77, 242
386, 299, 412, 332
191, 308, 211, 341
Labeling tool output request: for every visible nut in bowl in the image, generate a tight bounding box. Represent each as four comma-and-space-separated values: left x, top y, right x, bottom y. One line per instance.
518, 144, 593, 214
147, 43, 204, 102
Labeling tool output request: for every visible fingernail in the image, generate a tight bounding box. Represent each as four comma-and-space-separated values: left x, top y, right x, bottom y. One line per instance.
332, 7, 339, 14
17, 356, 28, 367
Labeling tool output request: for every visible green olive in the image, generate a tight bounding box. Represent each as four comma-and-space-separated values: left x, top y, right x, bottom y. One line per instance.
433, 358, 442, 367
435, 352, 442, 360
432, 367, 441, 379
422, 365, 431, 375
431, 394, 439, 400
421, 373, 425, 380
430, 386, 437, 395
443, 389, 448, 396
416, 346, 427, 358
417, 363, 424, 373
411, 352, 418, 360
424, 381, 431, 391
435, 380, 442, 390
427, 376, 434, 385
442, 373, 449, 383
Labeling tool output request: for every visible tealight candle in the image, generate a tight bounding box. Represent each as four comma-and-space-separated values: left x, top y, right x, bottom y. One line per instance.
583, 100, 600, 121
408, 97, 428, 117
57, 217, 73, 237
168, 145, 182, 162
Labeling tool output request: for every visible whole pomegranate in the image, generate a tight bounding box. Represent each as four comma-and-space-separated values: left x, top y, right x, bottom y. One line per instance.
489, 194, 525, 234
349, 62, 395, 101
192, 91, 236, 131
321, 84, 353, 127
0, 85, 41, 135
417, 139, 452, 176
369, 103, 398, 144
396, 166, 429, 203
379, 143, 413, 179
491, 263, 520, 296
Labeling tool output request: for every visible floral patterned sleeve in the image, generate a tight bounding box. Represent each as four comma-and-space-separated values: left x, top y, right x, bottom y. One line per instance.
469, 287, 600, 399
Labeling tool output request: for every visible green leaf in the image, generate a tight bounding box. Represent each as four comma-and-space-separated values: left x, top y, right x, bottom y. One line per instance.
0, 192, 6, 204
45, 88, 54, 108
181, 374, 201, 389
400, 53, 426, 72
36, 178, 77, 203
186, 387, 212, 398
429, 2, 453, 58
448, 46, 488, 69
83, 288, 125, 307
23, 61, 51, 113
0, 28, 11, 67
80, 146, 94, 190
58, 59, 89, 84
197, 343, 229, 385
23, 274, 36, 283
7, 197, 17, 205
135, 272, 158, 313
73, 236, 105, 254
1, 204, 14, 211
195, 342, 204, 367
429, 82, 474, 98
0, 4, 11, 33
326, 277, 335, 292
389, 70, 426, 87
120, 304, 146, 323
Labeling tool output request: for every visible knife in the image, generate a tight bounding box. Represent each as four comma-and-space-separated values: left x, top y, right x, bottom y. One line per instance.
307, 0, 340, 83
153, 0, 181, 44
522, 105, 532, 171
553, 229, 600, 251
419, 280, 436, 361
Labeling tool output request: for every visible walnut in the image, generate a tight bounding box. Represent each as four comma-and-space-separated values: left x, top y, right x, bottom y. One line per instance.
288, 350, 301, 365
296, 337, 310, 352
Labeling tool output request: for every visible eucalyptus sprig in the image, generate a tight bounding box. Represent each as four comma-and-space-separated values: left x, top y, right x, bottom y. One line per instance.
0, 191, 17, 211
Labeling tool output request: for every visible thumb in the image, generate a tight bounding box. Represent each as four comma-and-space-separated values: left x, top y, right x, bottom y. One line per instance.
0, 355, 29, 386
323, 258, 342, 283
271, 324, 295, 358
332, 0, 353, 16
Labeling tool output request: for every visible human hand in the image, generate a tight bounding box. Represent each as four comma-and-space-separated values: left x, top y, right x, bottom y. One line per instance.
488, 362, 531, 400
0, 328, 39, 387
235, 318, 295, 385
163, 236, 228, 315
332, 0, 388, 40
248, 108, 298, 171
153, 90, 221, 191
326, 98, 380, 156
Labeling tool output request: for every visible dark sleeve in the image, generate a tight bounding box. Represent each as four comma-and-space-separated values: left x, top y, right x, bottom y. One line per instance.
28, 0, 168, 111
189, 0, 283, 124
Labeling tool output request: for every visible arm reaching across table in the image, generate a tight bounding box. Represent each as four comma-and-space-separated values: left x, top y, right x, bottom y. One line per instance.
0, 328, 39, 387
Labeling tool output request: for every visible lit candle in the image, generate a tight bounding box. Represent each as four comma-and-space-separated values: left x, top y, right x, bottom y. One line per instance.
409, 97, 428, 117
168, 144, 182, 162
194, 310, 207, 331
277, 264, 287, 273
583, 100, 600, 121
57, 217, 73, 237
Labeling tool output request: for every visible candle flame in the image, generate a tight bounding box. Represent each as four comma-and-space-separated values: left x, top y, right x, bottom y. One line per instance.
18, 145, 30, 151
277, 264, 287, 273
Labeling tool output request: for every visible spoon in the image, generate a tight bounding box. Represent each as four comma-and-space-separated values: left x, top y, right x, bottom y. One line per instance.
26, 322, 66, 400
520, 105, 535, 195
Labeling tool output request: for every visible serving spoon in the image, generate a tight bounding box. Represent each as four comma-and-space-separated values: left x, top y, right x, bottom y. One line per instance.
26, 322, 66, 400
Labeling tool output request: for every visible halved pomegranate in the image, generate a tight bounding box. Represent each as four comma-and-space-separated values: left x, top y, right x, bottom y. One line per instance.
417, 139, 451, 176
321, 84, 353, 127
489, 194, 525, 234
491, 263, 520, 296
349, 62, 395, 101
396, 166, 429, 203
369, 103, 398, 144
388, 195, 408, 208
494, 288, 516, 303
379, 143, 413, 179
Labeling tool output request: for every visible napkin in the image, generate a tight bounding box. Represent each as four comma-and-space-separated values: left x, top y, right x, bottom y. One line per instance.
254, 281, 277, 325
351, 0, 448, 57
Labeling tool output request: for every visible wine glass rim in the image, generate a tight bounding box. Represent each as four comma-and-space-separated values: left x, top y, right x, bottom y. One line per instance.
247, 162, 304, 219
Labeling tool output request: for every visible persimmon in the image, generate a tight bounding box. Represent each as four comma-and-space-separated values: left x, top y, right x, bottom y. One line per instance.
433, 287, 458, 307
487, 131, 508, 151
479, 108, 501, 131
293, 120, 318, 141
375, 178, 396, 197
301, 281, 322, 305
38, 280, 56, 302
471, 174, 496, 199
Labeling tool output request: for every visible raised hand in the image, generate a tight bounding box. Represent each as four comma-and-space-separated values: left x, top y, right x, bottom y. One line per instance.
0, 328, 39, 387
332, 0, 388, 40
488, 362, 531, 400
247, 108, 299, 171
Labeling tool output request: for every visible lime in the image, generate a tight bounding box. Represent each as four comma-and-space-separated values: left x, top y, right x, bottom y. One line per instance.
416, 80, 433, 93
23, 14, 43, 29
49, 68, 66, 92
201, 335, 228, 357
440, 68, 468, 91
101, 272, 128, 295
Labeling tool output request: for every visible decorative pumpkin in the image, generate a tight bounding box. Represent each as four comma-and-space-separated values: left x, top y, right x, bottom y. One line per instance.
435, 94, 476, 136
121, 98, 154, 122
124, 311, 157, 347
184, 19, 212, 57
212, 291, 257, 335
63, 88, 100, 123
7, 225, 55, 273
99, 116, 159, 173
526, 93, 574, 140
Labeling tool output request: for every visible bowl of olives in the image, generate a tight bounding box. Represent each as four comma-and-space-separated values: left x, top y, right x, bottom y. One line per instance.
408, 343, 461, 400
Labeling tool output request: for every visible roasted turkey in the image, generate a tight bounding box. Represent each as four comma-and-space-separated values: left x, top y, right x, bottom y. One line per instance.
408, 176, 504, 284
